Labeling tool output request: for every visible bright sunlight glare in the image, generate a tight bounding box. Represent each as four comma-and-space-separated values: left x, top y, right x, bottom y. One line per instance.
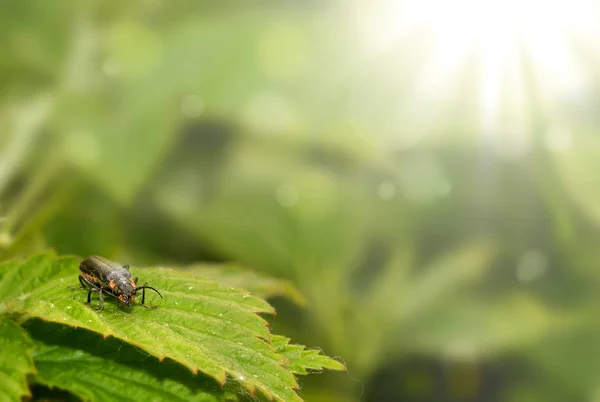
354, 0, 597, 153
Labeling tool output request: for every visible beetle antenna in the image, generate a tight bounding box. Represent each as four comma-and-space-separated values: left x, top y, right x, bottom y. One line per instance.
135, 285, 163, 299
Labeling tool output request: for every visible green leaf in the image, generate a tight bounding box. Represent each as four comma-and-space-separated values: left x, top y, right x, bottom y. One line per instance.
0, 316, 36, 401
0, 253, 64, 302
185, 263, 307, 306
26, 320, 234, 402
1, 253, 303, 402
271, 335, 345, 375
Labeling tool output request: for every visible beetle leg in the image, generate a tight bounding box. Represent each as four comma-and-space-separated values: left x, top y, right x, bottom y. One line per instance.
134, 277, 139, 284
80, 275, 104, 310
96, 288, 104, 310
90, 287, 104, 310
68, 275, 88, 290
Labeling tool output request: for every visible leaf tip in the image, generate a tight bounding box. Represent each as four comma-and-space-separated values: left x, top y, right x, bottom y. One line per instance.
329, 358, 347, 371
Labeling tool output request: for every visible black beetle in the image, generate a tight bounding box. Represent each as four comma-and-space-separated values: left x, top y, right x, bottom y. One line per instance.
78, 256, 163, 310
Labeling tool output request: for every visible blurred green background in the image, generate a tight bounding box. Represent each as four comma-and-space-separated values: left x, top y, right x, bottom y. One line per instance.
2, 0, 600, 401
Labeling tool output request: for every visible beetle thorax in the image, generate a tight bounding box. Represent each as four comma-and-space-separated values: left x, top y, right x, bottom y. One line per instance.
115, 277, 135, 294
107, 269, 136, 304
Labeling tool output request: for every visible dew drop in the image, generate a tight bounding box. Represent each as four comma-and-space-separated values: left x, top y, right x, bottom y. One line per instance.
239, 376, 245, 381
67, 306, 72, 310
49, 303, 55, 308
218, 313, 223, 317
88, 320, 92, 323
188, 286, 194, 290
242, 295, 249, 299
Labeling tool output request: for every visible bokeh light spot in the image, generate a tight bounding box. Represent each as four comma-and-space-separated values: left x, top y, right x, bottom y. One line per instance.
106, 21, 162, 79
398, 156, 449, 203
257, 24, 310, 81
242, 91, 298, 135
516, 249, 548, 283
102, 58, 120, 77
0, 232, 13, 248
62, 130, 101, 169
377, 181, 397, 200
276, 184, 299, 208
180, 95, 205, 119
545, 125, 573, 153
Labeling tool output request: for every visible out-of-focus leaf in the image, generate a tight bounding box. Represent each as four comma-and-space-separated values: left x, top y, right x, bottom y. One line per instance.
359, 246, 413, 322
359, 241, 493, 330
526, 318, 600, 395
0, 94, 52, 196
344, 242, 494, 375
1, 253, 305, 402
271, 335, 345, 375
185, 263, 307, 306
396, 242, 494, 323
553, 132, 600, 225
53, 92, 180, 204
155, 142, 368, 277
0, 316, 36, 401
403, 294, 566, 358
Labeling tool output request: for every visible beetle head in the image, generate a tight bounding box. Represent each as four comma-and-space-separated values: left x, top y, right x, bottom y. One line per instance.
119, 292, 135, 307
109, 277, 137, 307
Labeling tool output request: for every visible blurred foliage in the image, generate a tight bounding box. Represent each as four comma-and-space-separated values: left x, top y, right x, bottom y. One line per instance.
2, 0, 600, 401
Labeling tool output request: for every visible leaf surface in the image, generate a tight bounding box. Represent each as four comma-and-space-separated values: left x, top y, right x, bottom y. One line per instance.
1, 253, 302, 402
27, 320, 234, 402
0, 316, 36, 401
